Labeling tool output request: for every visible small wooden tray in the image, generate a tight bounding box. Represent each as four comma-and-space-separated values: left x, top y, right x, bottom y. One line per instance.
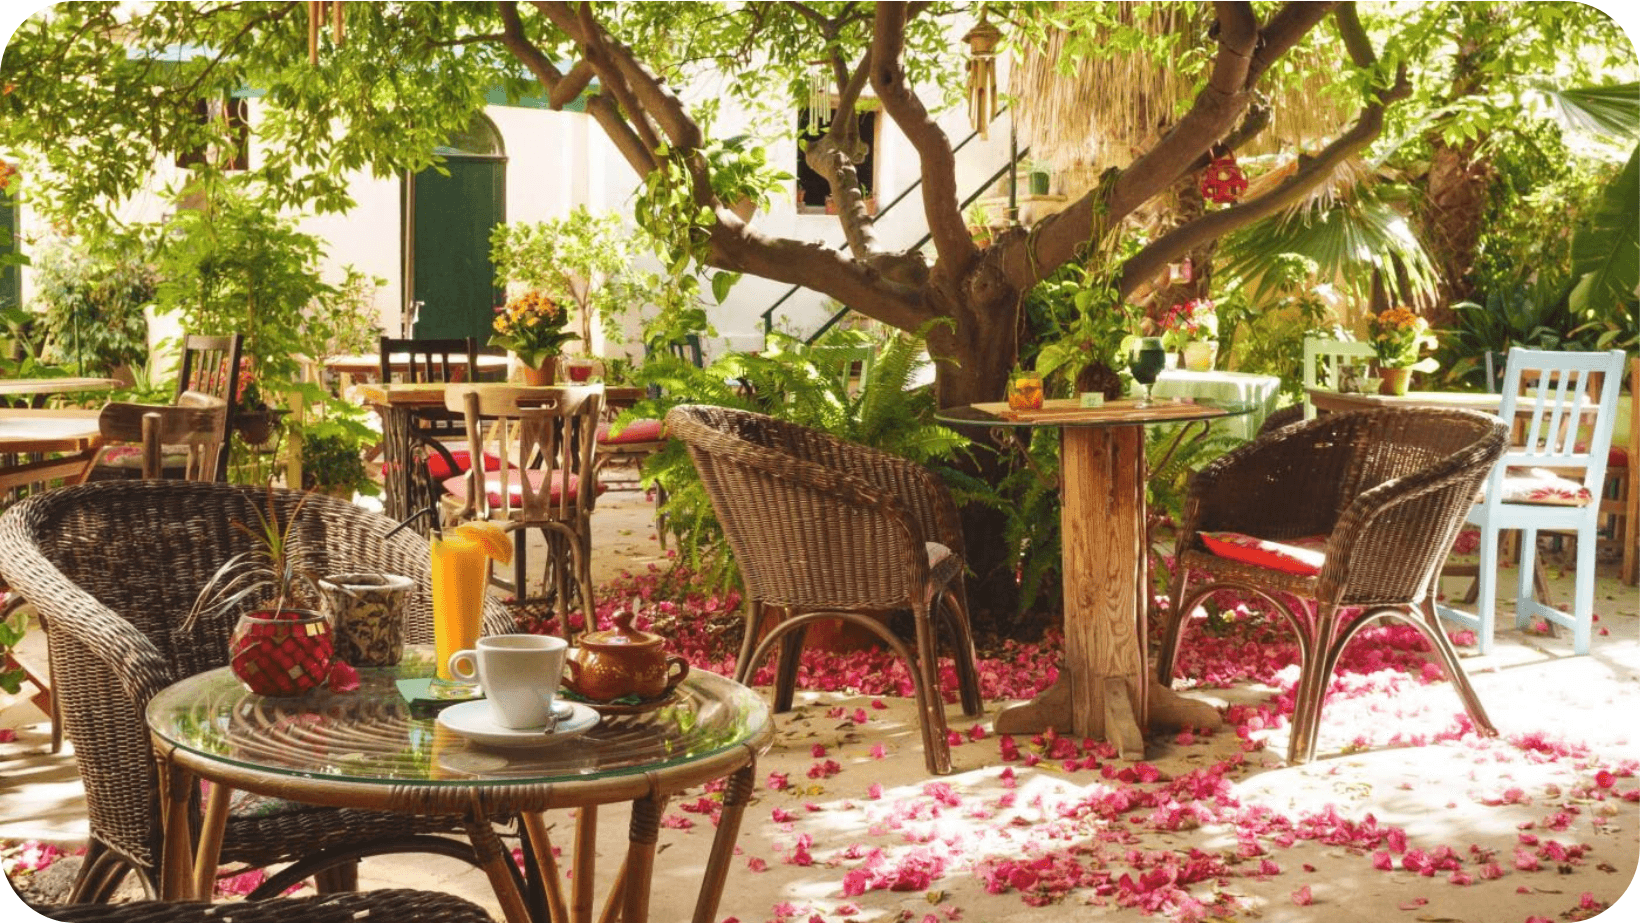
981, 398, 1223, 424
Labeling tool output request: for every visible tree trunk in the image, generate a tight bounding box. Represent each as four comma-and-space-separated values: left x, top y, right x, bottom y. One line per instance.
1420, 139, 1491, 328
926, 261, 1034, 638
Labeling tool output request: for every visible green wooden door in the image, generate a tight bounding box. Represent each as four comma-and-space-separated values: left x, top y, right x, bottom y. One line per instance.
409, 155, 505, 341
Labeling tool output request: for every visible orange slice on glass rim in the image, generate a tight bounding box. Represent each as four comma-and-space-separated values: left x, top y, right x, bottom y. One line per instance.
454, 520, 513, 567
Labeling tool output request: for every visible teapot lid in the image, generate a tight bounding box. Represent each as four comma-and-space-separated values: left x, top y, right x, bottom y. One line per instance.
581, 608, 662, 648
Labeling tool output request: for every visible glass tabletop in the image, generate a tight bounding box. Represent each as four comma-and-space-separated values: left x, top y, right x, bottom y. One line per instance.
936, 396, 1260, 429
147, 649, 771, 787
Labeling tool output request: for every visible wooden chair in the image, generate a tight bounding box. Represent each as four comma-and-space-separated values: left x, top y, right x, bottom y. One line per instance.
1158, 408, 1508, 764
90, 334, 243, 483
0, 482, 516, 902
379, 336, 492, 500
665, 404, 983, 775
442, 385, 603, 640
1300, 336, 1377, 419
91, 394, 227, 482
1435, 348, 1626, 655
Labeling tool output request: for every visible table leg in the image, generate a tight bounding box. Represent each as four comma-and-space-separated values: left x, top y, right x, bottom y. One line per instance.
521, 812, 569, 923
993, 426, 1149, 757
156, 758, 199, 901
375, 404, 419, 529
192, 782, 232, 900
573, 805, 598, 921
462, 816, 532, 923
619, 794, 665, 922
692, 762, 755, 923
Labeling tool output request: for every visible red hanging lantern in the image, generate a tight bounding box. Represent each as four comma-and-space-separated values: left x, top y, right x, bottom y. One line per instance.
1199, 146, 1247, 205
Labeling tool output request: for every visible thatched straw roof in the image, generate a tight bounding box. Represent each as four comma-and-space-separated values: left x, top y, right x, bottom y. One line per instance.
1006, 3, 1352, 200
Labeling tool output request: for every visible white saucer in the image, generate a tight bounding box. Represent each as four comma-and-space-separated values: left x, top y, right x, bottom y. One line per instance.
436, 700, 599, 749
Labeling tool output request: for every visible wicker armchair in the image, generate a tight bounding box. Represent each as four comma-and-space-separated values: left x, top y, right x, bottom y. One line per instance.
40, 889, 493, 922
1156, 408, 1508, 764
0, 482, 515, 903
665, 405, 982, 775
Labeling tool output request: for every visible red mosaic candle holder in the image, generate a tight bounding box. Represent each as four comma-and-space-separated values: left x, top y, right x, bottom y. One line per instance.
230, 610, 334, 696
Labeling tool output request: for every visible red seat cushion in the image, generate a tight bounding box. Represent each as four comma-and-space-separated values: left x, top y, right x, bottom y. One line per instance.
1611, 446, 1629, 469
442, 469, 607, 508
596, 418, 665, 445
1199, 531, 1328, 577
424, 449, 501, 482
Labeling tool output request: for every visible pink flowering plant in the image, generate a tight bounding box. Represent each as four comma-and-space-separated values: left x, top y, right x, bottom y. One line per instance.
1158, 298, 1218, 352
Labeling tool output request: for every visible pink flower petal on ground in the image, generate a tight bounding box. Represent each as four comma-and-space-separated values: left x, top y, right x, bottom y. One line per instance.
1291, 885, 1313, 906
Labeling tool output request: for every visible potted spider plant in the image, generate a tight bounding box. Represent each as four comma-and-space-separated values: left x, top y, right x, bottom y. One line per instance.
188, 491, 336, 696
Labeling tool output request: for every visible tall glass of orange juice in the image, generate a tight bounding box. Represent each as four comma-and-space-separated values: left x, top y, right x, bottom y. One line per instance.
431, 533, 489, 681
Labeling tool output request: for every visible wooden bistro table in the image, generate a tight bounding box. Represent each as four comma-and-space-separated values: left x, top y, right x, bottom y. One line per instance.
325, 352, 510, 386
1306, 386, 1503, 416
147, 653, 772, 923
0, 376, 119, 407
0, 408, 103, 495
937, 397, 1247, 759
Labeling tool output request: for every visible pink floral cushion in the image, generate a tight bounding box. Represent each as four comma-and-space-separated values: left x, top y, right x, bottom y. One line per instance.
442, 469, 607, 508
1198, 531, 1328, 577
1498, 467, 1593, 507
596, 418, 665, 445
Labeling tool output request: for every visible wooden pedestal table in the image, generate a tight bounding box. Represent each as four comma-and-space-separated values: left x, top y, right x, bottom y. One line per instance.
146, 653, 772, 922
937, 398, 1245, 758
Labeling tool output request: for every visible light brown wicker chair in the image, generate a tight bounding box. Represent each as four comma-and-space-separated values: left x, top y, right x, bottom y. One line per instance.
1157, 408, 1508, 764
0, 482, 516, 903
40, 889, 493, 922
665, 404, 982, 775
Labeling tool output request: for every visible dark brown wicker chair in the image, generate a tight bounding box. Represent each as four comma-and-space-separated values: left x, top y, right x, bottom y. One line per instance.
665, 404, 982, 775
1156, 408, 1508, 764
39, 889, 493, 922
0, 482, 516, 903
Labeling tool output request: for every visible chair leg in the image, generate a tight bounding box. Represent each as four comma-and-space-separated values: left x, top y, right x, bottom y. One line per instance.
733, 602, 767, 685
1571, 526, 1597, 655
773, 621, 807, 714
1514, 528, 1539, 631
911, 602, 955, 770
1417, 600, 1497, 737
1284, 603, 1330, 765
937, 586, 983, 718
1155, 572, 1197, 687
1475, 525, 1501, 654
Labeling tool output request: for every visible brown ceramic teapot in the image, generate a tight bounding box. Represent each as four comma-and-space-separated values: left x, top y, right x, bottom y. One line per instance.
563, 609, 689, 702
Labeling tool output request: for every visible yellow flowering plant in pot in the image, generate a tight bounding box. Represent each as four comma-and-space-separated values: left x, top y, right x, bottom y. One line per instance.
1367, 306, 1439, 394
489, 290, 576, 379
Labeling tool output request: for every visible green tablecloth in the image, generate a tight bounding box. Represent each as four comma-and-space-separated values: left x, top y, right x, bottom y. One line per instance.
1149, 369, 1281, 442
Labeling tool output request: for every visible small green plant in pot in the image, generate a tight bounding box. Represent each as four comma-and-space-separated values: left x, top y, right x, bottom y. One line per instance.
188, 491, 340, 696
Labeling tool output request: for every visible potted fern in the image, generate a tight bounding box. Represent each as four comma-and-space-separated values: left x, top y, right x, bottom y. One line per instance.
188, 491, 336, 696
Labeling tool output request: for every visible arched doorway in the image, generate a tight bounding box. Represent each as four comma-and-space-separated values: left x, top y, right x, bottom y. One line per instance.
403, 113, 506, 341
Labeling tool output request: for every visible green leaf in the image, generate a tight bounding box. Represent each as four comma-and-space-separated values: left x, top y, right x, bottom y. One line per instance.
1569, 145, 1639, 318
711, 271, 739, 304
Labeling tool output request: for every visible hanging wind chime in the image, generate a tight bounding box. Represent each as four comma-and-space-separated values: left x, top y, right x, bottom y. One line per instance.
1199, 144, 1248, 205
962, 14, 1003, 140
307, 1, 345, 65
805, 61, 831, 133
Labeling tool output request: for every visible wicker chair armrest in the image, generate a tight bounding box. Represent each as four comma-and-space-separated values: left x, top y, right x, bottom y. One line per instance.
0, 538, 175, 707
1316, 418, 1507, 603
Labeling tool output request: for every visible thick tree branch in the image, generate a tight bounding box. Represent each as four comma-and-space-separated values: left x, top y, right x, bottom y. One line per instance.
708, 226, 931, 330
870, 3, 972, 268
1118, 5, 1411, 295
1009, 2, 1264, 290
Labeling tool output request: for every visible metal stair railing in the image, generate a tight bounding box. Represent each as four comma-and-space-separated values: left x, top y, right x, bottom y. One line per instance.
757, 115, 1024, 343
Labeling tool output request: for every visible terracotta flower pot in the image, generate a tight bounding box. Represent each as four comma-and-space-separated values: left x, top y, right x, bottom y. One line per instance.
520, 356, 558, 386
1379, 366, 1412, 396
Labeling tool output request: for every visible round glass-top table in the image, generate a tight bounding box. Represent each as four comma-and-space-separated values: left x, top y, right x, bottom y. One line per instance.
147, 650, 772, 922
936, 397, 1253, 757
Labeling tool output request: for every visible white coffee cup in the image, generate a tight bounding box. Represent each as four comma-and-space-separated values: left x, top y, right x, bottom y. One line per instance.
447, 634, 568, 729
